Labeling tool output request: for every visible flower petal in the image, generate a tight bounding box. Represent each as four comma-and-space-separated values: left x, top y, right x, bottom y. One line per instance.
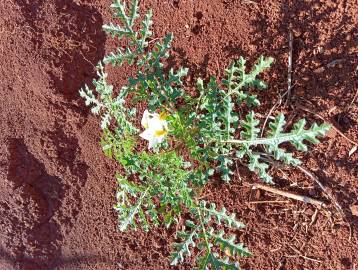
148, 136, 161, 149
141, 110, 150, 129
140, 129, 154, 141
156, 135, 165, 144
140, 109, 169, 149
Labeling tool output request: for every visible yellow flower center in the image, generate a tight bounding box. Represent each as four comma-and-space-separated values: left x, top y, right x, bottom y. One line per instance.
154, 129, 167, 137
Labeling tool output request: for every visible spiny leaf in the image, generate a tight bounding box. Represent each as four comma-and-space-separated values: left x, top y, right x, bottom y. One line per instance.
115, 181, 149, 232
226, 121, 330, 148
137, 9, 153, 52
199, 201, 245, 229
110, 0, 138, 29
291, 120, 331, 151
240, 111, 260, 140
147, 33, 174, 68
266, 114, 301, 165
247, 152, 273, 184
209, 229, 251, 257
224, 111, 330, 182
128, 0, 140, 27
101, 113, 111, 129
102, 23, 132, 38
218, 155, 234, 182
195, 251, 240, 270
79, 85, 102, 114
103, 47, 135, 66
171, 221, 199, 265
247, 56, 274, 90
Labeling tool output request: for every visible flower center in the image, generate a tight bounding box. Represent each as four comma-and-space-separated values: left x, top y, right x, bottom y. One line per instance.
154, 129, 167, 137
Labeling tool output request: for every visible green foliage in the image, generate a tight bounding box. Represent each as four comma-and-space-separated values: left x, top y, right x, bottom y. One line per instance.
222, 56, 274, 106
115, 176, 151, 231
186, 57, 329, 184
229, 112, 330, 183
114, 148, 195, 230
171, 201, 248, 269
79, 0, 331, 269
100, 128, 136, 166
103, 0, 188, 111
79, 63, 138, 134
128, 33, 189, 111
190, 56, 275, 183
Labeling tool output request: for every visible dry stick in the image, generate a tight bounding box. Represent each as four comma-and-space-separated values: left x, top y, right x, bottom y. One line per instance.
252, 183, 325, 208
197, 192, 213, 200
285, 27, 293, 106
339, 88, 358, 123
296, 103, 358, 146
297, 165, 345, 218
247, 200, 290, 204
346, 88, 358, 111
260, 89, 290, 137
260, 103, 279, 138
288, 246, 322, 263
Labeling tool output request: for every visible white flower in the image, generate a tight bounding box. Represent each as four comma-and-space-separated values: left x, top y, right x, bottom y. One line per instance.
139, 110, 168, 149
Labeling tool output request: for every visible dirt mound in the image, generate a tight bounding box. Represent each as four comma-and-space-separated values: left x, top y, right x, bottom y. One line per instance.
0, 0, 356, 269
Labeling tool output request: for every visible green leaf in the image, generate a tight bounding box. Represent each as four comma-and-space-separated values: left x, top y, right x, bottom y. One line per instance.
137, 9, 153, 52
222, 110, 330, 182
171, 221, 199, 265
199, 201, 245, 229
227, 117, 330, 149
103, 23, 132, 38
115, 180, 149, 231
195, 251, 240, 270
128, 0, 140, 27
240, 111, 260, 141
218, 155, 234, 182
103, 47, 135, 66
247, 152, 273, 184
210, 230, 251, 257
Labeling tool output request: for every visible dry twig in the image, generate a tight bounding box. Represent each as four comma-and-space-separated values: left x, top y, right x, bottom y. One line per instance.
247, 200, 290, 204
297, 166, 345, 218
345, 88, 358, 111
260, 89, 290, 137
288, 246, 322, 263
252, 183, 325, 208
285, 27, 293, 106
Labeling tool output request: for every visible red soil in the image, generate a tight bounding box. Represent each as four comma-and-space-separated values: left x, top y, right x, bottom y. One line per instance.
0, 0, 357, 269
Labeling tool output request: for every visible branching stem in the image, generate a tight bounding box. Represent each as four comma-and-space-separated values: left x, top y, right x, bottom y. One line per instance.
221, 132, 307, 146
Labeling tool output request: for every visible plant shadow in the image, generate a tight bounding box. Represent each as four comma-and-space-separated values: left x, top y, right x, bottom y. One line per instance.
5, 138, 66, 269
15, 0, 106, 100
4, 133, 91, 269
0, 246, 115, 270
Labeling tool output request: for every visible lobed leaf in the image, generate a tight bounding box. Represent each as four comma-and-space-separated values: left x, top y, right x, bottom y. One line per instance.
199, 201, 245, 229
171, 221, 199, 265
209, 229, 251, 257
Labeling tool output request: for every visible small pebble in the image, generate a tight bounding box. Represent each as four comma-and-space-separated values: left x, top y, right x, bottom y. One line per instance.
350, 205, 358, 216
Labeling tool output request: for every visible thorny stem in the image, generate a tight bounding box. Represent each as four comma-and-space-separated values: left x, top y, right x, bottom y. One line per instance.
221, 131, 312, 146
119, 186, 149, 231
197, 207, 211, 251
